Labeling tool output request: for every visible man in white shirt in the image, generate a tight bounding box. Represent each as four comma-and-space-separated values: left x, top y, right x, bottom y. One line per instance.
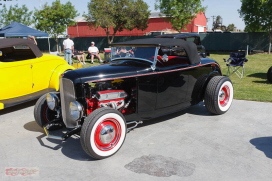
88, 41, 103, 63
63, 35, 74, 65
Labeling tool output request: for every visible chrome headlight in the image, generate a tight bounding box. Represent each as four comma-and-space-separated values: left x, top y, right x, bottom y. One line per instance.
46, 93, 60, 111
69, 101, 83, 121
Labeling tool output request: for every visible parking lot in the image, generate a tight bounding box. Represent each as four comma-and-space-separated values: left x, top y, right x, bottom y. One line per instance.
0, 99, 272, 181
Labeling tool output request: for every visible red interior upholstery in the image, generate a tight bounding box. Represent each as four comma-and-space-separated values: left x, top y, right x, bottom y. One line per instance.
157, 56, 189, 66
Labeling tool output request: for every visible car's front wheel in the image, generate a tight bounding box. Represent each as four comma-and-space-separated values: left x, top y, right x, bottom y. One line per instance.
204, 76, 233, 115
34, 92, 60, 127
267, 66, 272, 83
80, 107, 127, 159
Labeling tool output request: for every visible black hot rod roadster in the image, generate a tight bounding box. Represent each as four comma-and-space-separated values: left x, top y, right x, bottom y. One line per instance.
34, 38, 233, 159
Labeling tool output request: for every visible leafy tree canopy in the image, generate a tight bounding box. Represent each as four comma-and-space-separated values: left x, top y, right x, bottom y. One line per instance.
239, 0, 272, 52
0, 4, 34, 27
84, 0, 150, 43
34, 0, 79, 39
155, 0, 206, 32
227, 24, 236, 31
239, 0, 272, 33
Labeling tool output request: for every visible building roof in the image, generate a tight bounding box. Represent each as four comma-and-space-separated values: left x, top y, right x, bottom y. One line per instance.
74, 12, 165, 22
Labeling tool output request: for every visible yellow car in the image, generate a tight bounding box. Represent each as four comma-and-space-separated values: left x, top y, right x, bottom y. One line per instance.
0, 38, 74, 109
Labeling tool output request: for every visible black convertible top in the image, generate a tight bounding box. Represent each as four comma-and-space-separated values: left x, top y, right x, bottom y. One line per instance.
156, 33, 200, 39
110, 38, 201, 64
0, 38, 42, 57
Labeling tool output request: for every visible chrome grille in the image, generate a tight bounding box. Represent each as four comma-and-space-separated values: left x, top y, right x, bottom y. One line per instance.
60, 78, 77, 128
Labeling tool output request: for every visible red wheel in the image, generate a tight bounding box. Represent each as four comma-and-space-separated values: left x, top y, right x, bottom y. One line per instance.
219, 84, 230, 108
80, 107, 126, 159
94, 118, 122, 151
204, 76, 233, 114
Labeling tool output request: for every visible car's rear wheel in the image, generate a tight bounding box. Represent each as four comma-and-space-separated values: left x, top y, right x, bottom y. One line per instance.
204, 76, 233, 115
34, 92, 59, 127
267, 66, 272, 83
80, 107, 127, 160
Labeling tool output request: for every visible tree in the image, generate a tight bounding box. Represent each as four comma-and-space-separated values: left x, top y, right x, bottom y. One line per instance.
34, 0, 79, 51
84, 0, 150, 44
155, 0, 206, 32
212, 15, 223, 31
227, 24, 236, 31
0, 4, 34, 27
239, 0, 272, 53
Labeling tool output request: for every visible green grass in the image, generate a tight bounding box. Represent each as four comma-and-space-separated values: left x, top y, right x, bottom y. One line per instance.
44, 52, 106, 67
51, 51, 272, 102
209, 52, 272, 102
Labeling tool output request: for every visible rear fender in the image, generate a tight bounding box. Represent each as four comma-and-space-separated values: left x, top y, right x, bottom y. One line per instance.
200, 71, 222, 98
191, 70, 221, 105
48, 64, 74, 91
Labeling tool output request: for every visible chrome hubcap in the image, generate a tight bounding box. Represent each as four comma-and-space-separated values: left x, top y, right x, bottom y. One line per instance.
219, 90, 226, 102
99, 125, 115, 144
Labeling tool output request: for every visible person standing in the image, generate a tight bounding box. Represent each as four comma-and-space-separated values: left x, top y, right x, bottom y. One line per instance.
88, 41, 103, 63
63, 35, 74, 65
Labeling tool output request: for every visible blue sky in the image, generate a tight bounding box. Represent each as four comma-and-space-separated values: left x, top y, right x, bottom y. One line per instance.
0, 0, 245, 30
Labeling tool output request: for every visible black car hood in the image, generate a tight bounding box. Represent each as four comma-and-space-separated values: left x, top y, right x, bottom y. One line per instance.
63, 59, 152, 83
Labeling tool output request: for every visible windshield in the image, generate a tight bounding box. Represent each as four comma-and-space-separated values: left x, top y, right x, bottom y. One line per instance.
111, 46, 157, 62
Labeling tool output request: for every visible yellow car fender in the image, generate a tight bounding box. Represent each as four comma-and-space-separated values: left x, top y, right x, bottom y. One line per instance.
48, 64, 75, 91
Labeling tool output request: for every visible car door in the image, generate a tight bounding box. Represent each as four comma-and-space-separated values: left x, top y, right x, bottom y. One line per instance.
0, 59, 33, 100
137, 69, 158, 118
155, 68, 188, 110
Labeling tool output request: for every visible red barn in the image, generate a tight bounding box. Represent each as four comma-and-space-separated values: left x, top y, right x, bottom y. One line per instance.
68, 12, 207, 37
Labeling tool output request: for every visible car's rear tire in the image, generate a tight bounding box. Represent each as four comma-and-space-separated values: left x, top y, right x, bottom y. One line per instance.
267, 66, 272, 83
80, 107, 127, 160
204, 76, 233, 115
34, 92, 59, 127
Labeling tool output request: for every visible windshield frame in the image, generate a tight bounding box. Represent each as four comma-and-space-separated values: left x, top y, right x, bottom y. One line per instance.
110, 45, 159, 65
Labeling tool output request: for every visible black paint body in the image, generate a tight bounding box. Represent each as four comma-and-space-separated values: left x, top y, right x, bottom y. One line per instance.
63, 57, 221, 122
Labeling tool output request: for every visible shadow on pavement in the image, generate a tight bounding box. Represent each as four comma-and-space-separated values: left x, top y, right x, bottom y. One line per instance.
0, 99, 37, 115
35, 132, 93, 161
25, 101, 211, 161
23, 120, 93, 161
138, 102, 210, 128
250, 137, 272, 159
24, 121, 44, 133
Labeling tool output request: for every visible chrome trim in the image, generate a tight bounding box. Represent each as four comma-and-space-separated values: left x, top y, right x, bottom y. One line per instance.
96, 91, 127, 101
126, 120, 143, 132
151, 47, 159, 70
60, 78, 77, 128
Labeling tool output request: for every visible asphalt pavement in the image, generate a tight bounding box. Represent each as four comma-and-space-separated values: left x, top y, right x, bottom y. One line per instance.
0, 99, 272, 181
